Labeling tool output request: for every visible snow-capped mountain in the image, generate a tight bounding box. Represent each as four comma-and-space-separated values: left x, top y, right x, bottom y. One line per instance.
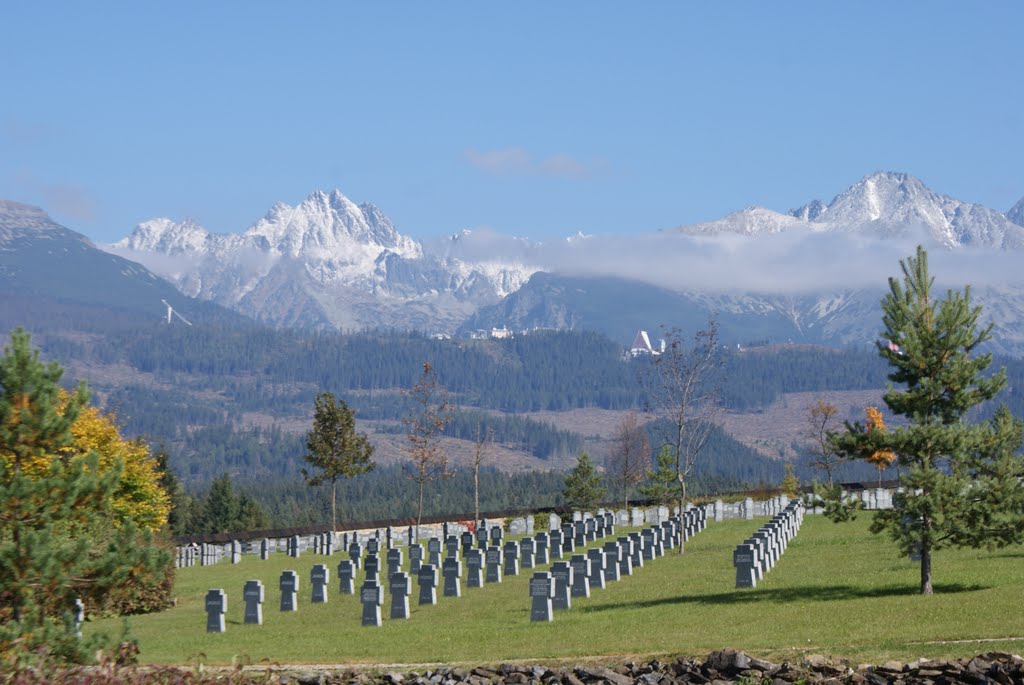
1008, 196, 1024, 228
102, 172, 1024, 351
675, 172, 1024, 249
110, 190, 535, 331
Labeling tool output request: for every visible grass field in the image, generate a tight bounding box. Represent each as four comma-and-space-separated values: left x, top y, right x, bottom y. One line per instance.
90, 516, 1024, 666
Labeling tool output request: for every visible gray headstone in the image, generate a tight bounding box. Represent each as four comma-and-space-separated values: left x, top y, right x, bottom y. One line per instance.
205, 589, 226, 633
427, 537, 442, 566
387, 548, 403, 577
389, 572, 410, 620
534, 533, 549, 565
349, 542, 362, 570
529, 572, 555, 622
259, 539, 269, 561
520, 537, 535, 569
279, 570, 298, 612
466, 549, 484, 588
243, 579, 264, 625
485, 546, 503, 583
417, 564, 438, 605
586, 548, 606, 590
409, 543, 423, 573
311, 564, 329, 603
361, 580, 383, 627
569, 554, 591, 598
503, 540, 519, 577
442, 557, 462, 597
548, 512, 561, 531
337, 559, 355, 594
550, 562, 572, 610
364, 553, 380, 580
734, 545, 757, 588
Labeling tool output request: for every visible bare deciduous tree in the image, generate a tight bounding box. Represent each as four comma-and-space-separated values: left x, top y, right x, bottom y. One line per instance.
402, 363, 453, 534
640, 320, 721, 553
607, 411, 649, 510
472, 423, 492, 524
805, 398, 842, 486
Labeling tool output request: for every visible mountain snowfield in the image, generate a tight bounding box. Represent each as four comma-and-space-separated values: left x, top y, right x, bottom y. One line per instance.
103, 172, 1024, 348
676, 172, 1024, 249
110, 189, 536, 330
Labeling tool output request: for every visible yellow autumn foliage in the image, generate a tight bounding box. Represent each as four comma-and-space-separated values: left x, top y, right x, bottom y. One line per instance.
0, 391, 170, 532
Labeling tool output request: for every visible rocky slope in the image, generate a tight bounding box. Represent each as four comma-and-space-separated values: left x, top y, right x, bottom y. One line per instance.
110, 190, 535, 331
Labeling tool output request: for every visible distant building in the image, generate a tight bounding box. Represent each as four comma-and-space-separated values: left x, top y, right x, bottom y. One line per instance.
490, 326, 512, 339
629, 330, 665, 357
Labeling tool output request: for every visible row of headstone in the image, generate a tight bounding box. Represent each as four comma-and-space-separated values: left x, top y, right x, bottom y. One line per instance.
204, 507, 657, 632
530, 516, 689, 621
733, 500, 804, 588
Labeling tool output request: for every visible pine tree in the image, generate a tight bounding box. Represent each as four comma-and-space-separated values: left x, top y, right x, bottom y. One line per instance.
638, 445, 676, 506
302, 392, 375, 531
830, 246, 1024, 595
562, 451, 605, 513
0, 329, 167, 663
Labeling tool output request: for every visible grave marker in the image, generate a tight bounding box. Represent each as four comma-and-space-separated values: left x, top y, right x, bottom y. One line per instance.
311, 564, 329, 603
569, 555, 591, 598
279, 571, 298, 612
442, 557, 462, 597
361, 580, 383, 627
466, 549, 484, 588
409, 543, 423, 572
417, 564, 438, 605
243, 579, 264, 625
550, 562, 572, 610
503, 540, 519, 577
390, 572, 410, 619
387, 548, 403, 577
485, 546, 503, 583
205, 589, 226, 633
337, 559, 355, 594
529, 572, 555, 622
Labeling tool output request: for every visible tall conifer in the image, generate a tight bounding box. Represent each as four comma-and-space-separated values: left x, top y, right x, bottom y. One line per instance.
831, 247, 1024, 594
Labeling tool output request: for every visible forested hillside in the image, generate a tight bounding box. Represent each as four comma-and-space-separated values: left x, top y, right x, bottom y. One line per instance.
6, 309, 1022, 528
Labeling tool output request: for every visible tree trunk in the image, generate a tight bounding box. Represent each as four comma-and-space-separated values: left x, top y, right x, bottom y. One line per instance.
677, 476, 687, 555
331, 479, 337, 532
474, 463, 480, 524
417, 479, 425, 537
920, 515, 933, 595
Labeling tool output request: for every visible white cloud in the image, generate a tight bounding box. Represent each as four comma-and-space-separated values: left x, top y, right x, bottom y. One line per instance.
464, 147, 606, 179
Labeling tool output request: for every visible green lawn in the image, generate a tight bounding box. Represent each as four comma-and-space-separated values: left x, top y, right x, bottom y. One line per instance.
90, 516, 1024, 666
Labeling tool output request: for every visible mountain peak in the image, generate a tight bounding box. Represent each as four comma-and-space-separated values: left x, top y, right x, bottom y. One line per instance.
1008, 196, 1024, 228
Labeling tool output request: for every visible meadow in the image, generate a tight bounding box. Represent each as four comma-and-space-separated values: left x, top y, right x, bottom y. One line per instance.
90, 515, 1024, 666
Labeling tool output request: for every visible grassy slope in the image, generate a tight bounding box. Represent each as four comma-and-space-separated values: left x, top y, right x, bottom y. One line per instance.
92, 516, 1024, 666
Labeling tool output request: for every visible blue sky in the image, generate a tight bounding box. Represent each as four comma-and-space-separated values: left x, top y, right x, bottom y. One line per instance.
2, 3, 1022, 243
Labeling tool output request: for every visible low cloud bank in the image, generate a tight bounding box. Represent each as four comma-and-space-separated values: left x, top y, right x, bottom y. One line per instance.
532, 228, 1024, 295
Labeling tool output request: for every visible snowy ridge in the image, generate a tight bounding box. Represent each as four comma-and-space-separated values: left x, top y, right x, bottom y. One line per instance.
1008, 196, 1024, 228
107, 189, 538, 330
675, 172, 1024, 249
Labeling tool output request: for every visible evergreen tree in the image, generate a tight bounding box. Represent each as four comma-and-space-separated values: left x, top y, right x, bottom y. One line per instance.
192, 473, 271, 534
780, 463, 800, 498
302, 392, 375, 531
830, 246, 1024, 594
0, 328, 167, 663
562, 451, 605, 513
638, 445, 676, 506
